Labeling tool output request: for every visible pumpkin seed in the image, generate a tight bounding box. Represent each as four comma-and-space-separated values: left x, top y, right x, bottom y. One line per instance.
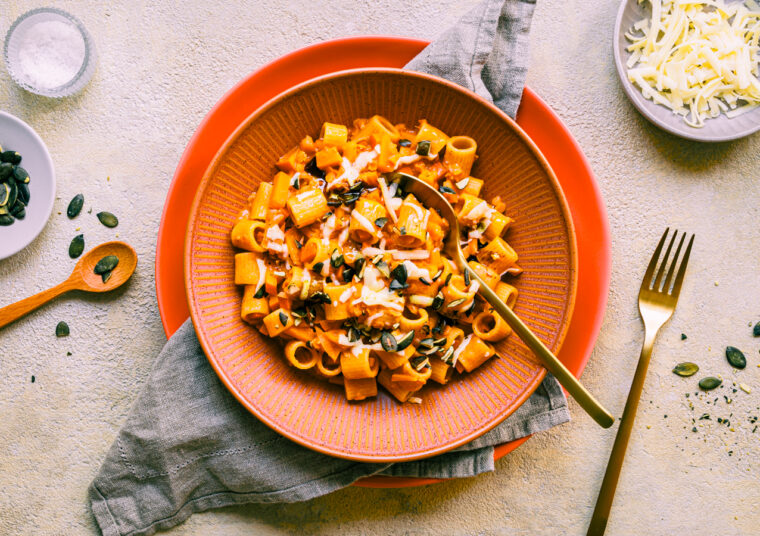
447, 298, 466, 309
398, 139, 412, 147
0, 214, 13, 226
418, 337, 435, 348
0, 162, 12, 179
455, 177, 470, 190
432, 292, 444, 310
9, 201, 24, 219
396, 331, 415, 351
253, 285, 266, 299
374, 217, 387, 228
390, 263, 407, 284
12, 165, 28, 183
67, 194, 84, 218
312, 262, 324, 273
304, 157, 326, 179
415, 140, 431, 156
464, 268, 471, 286
55, 321, 70, 337
375, 260, 390, 278
97, 211, 118, 228
440, 346, 455, 364
0, 183, 9, 206
0, 150, 21, 164
101, 271, 113, 284
672, 362, 699, 377
753, 321, 760, 337
389, 279, 408, 291
279, 311, 288, 326
330, 248, 344, 268
439, 185, 456, 195
69, 234, 85, 258
5, 180, 17, 208
380, 331, 398, 352
94, 255, 119, 274
699, 377, 722, 390
725, 346, 746, 369
16, 181, 29, 205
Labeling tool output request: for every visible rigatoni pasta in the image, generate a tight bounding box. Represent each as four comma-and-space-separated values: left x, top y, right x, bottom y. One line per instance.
230, 115, 522, 403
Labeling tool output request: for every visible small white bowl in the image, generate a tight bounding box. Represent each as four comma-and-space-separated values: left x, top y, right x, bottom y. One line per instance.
614, 0, 760, 142
0, 111, 56, 260
3, 7, 97, 98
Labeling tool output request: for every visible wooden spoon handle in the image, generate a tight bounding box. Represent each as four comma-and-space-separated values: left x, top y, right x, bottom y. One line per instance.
0, 279, 76, 330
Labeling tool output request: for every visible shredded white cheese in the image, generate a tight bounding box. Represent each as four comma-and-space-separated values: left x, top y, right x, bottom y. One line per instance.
361, 246, 430, 260
451, 334, 473, 367
401, 260, 431, 280
352, 285, 405, 311
339, 286, 355, 303
255, 259, 267, 294
625, 0, 760, 127
378, 176, 398, 223
351, 209, 376, 234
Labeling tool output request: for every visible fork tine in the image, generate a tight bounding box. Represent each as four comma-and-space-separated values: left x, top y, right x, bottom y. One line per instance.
662, 232, 686, 292
641, 228, 669, 291
670, 234, 695, 297
653, 230, 678, 291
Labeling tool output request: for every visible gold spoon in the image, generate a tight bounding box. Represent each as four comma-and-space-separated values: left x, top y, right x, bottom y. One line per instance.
391, 173, 614, 428
0, 241, 137, 330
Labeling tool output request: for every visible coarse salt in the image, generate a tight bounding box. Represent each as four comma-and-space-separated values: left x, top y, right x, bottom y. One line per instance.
17, 20, 86, 89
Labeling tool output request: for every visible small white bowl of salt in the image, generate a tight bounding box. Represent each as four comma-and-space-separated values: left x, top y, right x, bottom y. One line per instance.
4, 7, 96, 98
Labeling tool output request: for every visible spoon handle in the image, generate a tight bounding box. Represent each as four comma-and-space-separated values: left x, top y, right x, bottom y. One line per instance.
0, 279, 76, 330
471, 271, 615, 428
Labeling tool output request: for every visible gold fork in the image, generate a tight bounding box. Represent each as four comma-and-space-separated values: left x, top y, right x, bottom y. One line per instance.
587, 228, 695, 535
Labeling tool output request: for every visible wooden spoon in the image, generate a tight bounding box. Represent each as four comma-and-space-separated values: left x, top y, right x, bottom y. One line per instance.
0, 241, 137, 330
389, 173, 614, 428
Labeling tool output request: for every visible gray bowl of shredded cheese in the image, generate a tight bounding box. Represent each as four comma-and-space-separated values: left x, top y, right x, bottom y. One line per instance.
4, 7, 97, 98
614, 0, 760, 142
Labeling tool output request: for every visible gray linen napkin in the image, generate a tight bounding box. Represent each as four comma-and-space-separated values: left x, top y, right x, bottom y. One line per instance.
89, 1, 569, 534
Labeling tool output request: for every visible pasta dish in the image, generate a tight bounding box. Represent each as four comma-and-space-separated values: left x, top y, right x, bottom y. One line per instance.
230, 115, 521, 403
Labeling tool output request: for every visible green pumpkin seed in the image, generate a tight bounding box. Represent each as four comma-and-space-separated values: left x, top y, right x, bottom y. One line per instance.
380, 331, 398, 352
0, 162, 12, 180
97, 211, 119, 228
55, 321, 70, 337
753, 321, 760, 337
67, 194, 84, 218
69, 234, 85, 258
94, 255, 119, 274
12, 166, 28, 183
725, 346, 746, 369
672, 362, 699, 377
0, 150, 21, 164
390, 263, 407, 284
0, 183, 9, 206
698, 377, 722, 390
16, 182, 29, 205
447, 298, 466, 309
101, 271, 113, 284
455, 177, 470, 190
374, 217, 388, 228
0, 214, 13, 226
416, 140, 431, 156
279, 311, 288, 326
5, 180, 17, 208
10, 201, 24, 219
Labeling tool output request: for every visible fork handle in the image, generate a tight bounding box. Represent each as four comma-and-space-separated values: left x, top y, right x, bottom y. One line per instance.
472, 273, 615, 429
587, 328, 658, 536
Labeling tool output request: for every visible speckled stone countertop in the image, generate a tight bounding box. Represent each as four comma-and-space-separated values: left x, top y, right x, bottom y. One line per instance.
1, 1, 759, 535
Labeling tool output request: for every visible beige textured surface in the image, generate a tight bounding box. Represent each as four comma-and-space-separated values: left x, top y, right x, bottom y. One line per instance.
1, 1, 758, 535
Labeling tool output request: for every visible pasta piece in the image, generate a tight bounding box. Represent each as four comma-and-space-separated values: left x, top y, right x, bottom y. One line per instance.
472, 310, 512, 342
414, 120, 449, 154
234, 252, 264, 285
248, 183, 273, 221
455, 336, 495, 372
349, 198, 386, 244
468, 260, 500, 290
320, 122, 348, 147
286, 188, 329, 228
316, 146, 342, 169
477, 237, 519, 274
360, 115, 400, 144
395, 194, 428, 248
376, 134, 398, 173
241, 284, 269, 323
429, 359, 453, 385
484, 212, 514, 240
377, 367, 416, 403
315, 353, 342, 377
344, 377, 377, 401
340, 348, 378, 379
323, 284, 352, 321
495, 282, 518, 309
263, 309, 294, 337
443, 136, 477, 178
270, 172, 291, 209
231, 219, 267, 252
284, 341, 319, 370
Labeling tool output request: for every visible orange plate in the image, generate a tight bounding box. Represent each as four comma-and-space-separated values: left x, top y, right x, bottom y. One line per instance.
157, 36, 610, 484
185, 68, 577, 462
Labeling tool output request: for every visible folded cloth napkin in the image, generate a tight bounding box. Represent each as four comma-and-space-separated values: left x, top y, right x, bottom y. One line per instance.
89, 1, 569, 534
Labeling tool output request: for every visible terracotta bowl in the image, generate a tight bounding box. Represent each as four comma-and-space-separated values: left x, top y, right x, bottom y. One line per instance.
185, 69, 577, 462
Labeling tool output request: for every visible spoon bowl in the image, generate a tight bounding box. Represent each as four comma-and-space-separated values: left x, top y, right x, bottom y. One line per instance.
74, 241, 138, 292
391, 172, 614, 428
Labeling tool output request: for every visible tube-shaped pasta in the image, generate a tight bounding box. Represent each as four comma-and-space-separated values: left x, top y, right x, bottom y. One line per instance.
398, 306, 428, 332
396, 194, 428, 248
316, 146, 342, 169
443, 136, 477, 178
457, 176, 483, 197
377, 367, 415, 403
270, 172, 291, 209
276, 146, 302, 172
262, 309, 294, 337
443, 326, 466, 350
376, 134, 398, 173
349, 198, 385, 244
340, 348, 377, 379
315, 353, 342, 377
300, 237, 330, 268
234, 252, 264, 285
429, 359, 453, 385
248, 182, 273, 221
468, 260, 500, 290
324, 284, 352, 321
477, 237, 519, 274
283, 228, 303, 266
241, 284, 269, 323
472, 310, 512, 342
316, 331, 343, 361
320, 122, 348, 148
284, 340, 319, 370
485, 212, 514, 240
414, 120, 449, 154
361, 115, 400, 145
373, 341, 415, 370
284, 325, 317, 341
456, 336, 495, 372
231, 219, 267, 252
344, 377, 377, 401
286, 188, 329, 228
495, 281, 518, 309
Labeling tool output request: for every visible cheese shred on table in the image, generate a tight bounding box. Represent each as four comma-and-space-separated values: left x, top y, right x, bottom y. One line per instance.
625, 0, 760, 127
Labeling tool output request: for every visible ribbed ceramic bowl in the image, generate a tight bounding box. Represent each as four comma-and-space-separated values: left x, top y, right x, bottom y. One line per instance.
614, 0, 760, 142
185, 69, 577, 462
